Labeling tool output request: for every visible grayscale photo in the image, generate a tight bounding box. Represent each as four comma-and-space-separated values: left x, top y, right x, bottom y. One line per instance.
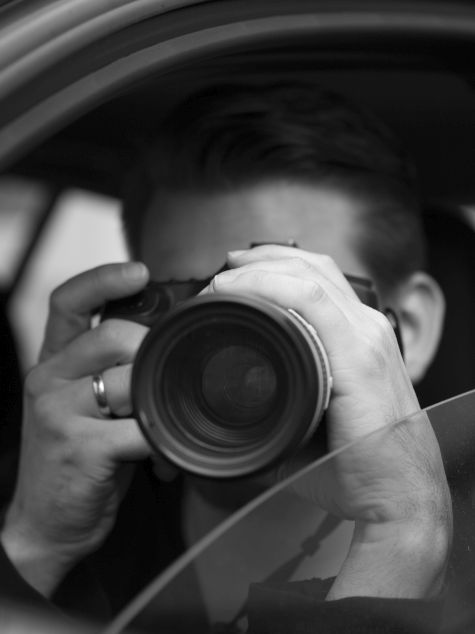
0, 2, 474, 633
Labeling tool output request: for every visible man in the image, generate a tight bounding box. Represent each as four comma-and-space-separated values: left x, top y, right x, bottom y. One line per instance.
0, 82, 450, 630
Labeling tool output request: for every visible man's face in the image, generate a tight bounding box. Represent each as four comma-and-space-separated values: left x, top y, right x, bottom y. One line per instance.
139, 181, 370, 282
138, 179, 443, 506
140, 181, 375, 499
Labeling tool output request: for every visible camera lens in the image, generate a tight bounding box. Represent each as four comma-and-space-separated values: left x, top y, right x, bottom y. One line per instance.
158, 322, 287, 452
201, 345, 277, 425
132, 294, 331, 478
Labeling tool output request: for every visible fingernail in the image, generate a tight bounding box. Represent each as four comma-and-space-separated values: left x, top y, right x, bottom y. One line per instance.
227, 250, 247, 258
124, 261, 148, 281
212, 268, 239, 288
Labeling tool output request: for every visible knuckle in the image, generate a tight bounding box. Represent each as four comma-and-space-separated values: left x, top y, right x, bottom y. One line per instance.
289, 256, 314, 273
31, 391, 56, 425
48, 284, 67, 315
28, 391, 69, 442
362, 311, 398, 372
301, 279, 324, 303
94, 319, 144, 361
314, 253, 339, 275
48, 285, 82, 332
24, 366, 47, 399
317, 253, 336, 269
243, 269, 270, 287
95, 319, 122, 345
96, 318, 116, 339
372, 310, 397, 340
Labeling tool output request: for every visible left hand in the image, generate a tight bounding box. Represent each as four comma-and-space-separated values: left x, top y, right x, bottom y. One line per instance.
204, 245, 451, 598
1, 263, 152, 596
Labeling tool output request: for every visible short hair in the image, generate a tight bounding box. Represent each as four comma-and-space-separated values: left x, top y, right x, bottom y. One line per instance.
122, 82, 426, 290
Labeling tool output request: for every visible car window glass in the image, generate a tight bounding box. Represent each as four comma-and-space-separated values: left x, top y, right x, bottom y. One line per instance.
7, 187, 128, 370
102, 390, 475, 634
0, 176, 48, 287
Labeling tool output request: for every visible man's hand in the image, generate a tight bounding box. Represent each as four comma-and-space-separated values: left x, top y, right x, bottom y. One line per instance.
209, 245, 452, 599
0, 262, 152, 597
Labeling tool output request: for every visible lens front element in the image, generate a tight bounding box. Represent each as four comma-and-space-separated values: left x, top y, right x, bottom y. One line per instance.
201, 345, 278, 425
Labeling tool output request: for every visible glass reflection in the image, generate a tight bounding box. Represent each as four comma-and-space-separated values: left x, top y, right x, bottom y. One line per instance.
97, 389, 475, 634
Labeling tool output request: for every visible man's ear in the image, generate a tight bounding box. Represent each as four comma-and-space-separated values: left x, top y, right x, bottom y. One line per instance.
386, 272, 445, 384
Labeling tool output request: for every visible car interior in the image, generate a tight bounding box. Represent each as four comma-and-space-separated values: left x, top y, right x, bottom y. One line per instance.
1, 8, 474, 408
0, 1, 475, 631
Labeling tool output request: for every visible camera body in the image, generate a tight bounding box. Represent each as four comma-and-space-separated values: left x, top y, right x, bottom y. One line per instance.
102, 272, 378, 325
102, 262, 380, 479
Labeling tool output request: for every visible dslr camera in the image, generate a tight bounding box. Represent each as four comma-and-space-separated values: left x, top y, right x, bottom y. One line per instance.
103, 249, 381, 479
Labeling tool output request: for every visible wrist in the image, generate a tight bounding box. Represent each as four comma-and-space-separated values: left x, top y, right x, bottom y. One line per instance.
0, 512, 76, 598
327, 518, 451, 601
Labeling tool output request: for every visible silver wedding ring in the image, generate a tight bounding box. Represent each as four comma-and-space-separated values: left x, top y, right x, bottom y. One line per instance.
92, 374, 112, 418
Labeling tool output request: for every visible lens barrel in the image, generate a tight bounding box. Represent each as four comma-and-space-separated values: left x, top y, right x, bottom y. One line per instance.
132, 294, 331, 478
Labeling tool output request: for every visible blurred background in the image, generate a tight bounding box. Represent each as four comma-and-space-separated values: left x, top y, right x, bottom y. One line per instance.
0, 179, 127, 370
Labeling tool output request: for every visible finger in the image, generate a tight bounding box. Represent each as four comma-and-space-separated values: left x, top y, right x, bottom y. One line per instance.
73, 364, 133, 419
26, 370, 151, 462
211, 267, 378, 354
107, 418, 153, 461
219, 257, 344, 297
226, 246, 357, 298
76, 416, 152, 462
207, 260, 360, 318
45, 319, 148, 380
40, 262, 149, 362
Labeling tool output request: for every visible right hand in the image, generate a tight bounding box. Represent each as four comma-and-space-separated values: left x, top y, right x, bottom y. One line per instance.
1, 262, 152, 596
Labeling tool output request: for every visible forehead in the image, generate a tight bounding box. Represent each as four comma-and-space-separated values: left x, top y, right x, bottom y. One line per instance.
139, 181, 368, 279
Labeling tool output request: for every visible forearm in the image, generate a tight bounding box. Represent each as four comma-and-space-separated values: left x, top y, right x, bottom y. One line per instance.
327, 519, 451, 601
